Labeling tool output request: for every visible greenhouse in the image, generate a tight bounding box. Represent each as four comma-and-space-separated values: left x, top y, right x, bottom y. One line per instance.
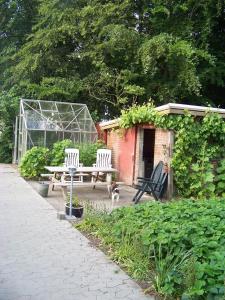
14, 99, 98, 163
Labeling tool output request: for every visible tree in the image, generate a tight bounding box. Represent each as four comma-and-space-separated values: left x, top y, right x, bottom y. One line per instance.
12, 0, 225, 113
1, 0, 225, 162
0, 0, 38, 88
139, 33, 213, 103
0, 0, 38, 161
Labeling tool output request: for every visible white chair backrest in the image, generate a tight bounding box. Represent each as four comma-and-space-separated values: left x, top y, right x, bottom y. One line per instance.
95, 149, 112, 168
64, 148, 79, 167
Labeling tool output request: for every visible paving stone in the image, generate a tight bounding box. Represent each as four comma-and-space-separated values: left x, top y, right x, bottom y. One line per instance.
0, 164, 155, 300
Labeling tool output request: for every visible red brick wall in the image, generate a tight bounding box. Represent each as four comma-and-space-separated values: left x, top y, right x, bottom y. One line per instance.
154, 128, 170, 166
118, 128, 136, 185
107, 130, 120, 176
104, 126, 172, 195
106, 128, 136, 185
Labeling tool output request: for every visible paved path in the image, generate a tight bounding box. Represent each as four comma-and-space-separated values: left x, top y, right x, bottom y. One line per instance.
0, 165, 153, 300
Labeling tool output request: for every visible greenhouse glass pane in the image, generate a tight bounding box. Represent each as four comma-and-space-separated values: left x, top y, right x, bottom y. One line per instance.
17, 99, 98, 162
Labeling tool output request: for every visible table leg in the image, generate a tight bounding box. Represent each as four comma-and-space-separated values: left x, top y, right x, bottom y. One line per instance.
93, 172, 99, 189
51, 172, 60, 191
61, 186, 67, 201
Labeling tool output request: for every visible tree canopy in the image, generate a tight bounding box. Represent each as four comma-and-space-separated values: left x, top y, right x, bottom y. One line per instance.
0, 0, 225, 161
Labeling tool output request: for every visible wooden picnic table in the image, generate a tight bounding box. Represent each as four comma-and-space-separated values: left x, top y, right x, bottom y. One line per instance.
45, 166, 117, 174
44, 166, 118, 199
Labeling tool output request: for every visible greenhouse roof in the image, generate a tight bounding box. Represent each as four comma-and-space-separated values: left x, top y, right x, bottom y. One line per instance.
21, 99, 97, 134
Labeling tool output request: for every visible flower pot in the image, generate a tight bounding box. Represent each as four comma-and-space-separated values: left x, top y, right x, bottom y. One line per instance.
37, 182, 49, 197
65, 204, 84, 218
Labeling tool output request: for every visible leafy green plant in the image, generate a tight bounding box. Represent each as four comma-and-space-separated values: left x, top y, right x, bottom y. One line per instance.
50, 139, 74, 166
50, 139, 106, 166
189, 142, 216, 199
76, 140, 106, 166
19, 146, 50, 179
216, 159, 225, 197
148, 244, 192, 297
77, 199, 225, 299
66, 195, 82, 207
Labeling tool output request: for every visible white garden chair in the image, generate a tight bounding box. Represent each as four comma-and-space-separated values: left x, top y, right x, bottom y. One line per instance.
92, 149, 112, 184
64, 148, 80, 168
63, 148, 84, 183
94, 149, 112, 168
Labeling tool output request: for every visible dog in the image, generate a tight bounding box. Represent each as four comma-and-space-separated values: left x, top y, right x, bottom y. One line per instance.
109, 181, 120, 203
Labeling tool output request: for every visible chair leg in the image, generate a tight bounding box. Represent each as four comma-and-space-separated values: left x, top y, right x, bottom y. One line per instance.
134, 189, 146, 204
133, 182, 148, 204
148, 184, 159, 201
132, 192, 138, 202
132, 189, 142, 202
92, 172, 99, 190
152, 189, 159, 201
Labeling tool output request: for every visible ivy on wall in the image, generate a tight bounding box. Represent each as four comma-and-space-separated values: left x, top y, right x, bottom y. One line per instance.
119, 103, 225, 198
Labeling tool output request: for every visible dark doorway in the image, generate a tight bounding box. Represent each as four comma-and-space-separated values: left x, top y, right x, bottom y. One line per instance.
143, 129, 155, 178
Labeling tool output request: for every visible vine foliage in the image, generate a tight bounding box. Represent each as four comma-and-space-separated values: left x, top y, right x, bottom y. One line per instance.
120, 103, 225, 198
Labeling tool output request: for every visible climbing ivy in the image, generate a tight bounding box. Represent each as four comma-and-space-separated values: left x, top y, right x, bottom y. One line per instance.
215, 159, 225, 198
120, 103, 225, 198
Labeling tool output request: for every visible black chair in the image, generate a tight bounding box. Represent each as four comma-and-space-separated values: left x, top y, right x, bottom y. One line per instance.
132, 161, 168, 203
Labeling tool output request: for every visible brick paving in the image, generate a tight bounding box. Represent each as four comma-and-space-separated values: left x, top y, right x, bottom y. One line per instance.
0, 164, 154, 300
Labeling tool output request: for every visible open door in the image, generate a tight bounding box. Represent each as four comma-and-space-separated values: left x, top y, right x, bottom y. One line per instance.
143, 129, 155, 178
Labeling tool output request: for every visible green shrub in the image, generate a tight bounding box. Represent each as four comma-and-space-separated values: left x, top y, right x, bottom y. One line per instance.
77, 199, 225, 299
19, 146, 50, 179
50, 139, 106, 166
216, 159, 225, 197
50, 139, 74, 166
75, 140, 106, 166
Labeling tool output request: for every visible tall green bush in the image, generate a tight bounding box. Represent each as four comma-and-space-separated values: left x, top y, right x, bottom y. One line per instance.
216, 159, 225, 197
0, 91, 19, 163
19, 147, 50, 179
50, 139, 106, 166
75, 141, 106, 166
50, 139, 74, 166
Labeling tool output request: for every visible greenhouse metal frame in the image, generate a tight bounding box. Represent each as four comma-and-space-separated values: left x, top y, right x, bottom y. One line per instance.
14, 99, 98, 163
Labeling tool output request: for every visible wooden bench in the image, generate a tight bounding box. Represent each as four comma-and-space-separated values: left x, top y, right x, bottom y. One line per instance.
53, 181, 111, 200
41, 173, 55, 178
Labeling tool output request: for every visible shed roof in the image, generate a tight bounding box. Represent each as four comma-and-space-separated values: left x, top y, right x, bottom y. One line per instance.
156, 103, 225, 117
99, 103, 225, 130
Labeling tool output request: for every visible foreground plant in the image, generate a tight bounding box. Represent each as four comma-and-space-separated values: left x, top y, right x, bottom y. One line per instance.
77, 199, 225, 299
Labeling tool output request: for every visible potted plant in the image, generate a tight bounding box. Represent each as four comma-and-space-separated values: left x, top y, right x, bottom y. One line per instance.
65, 195, 84, 218
38, 181, 49, 197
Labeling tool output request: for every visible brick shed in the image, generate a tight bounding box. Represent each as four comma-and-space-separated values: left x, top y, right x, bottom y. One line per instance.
99, 103, 225, 199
